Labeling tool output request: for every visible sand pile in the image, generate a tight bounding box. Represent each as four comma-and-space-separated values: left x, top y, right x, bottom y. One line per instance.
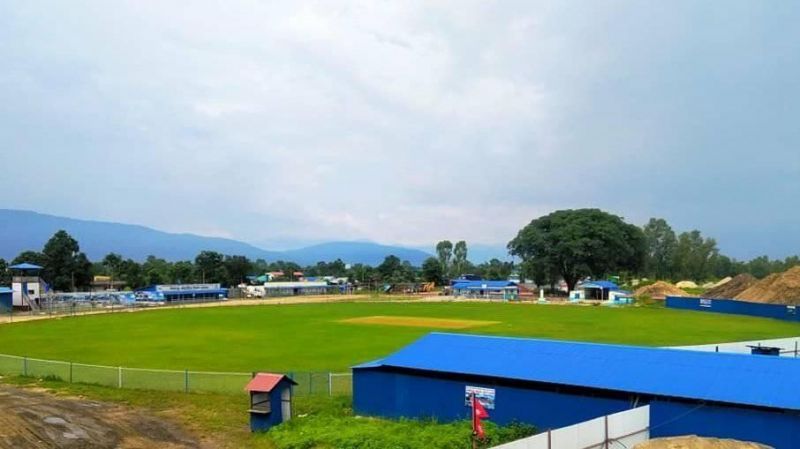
705, 274, 757, 299
676, 280, 698, 289
735, 266, 800, 304
634, 281, 687, 300
634, 435, 772, 449
710, 276, 733, 289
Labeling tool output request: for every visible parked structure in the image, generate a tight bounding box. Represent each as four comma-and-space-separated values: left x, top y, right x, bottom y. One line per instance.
135, 283, 228, 301
0, 287, 12, 311
246, 372, 297, 432
245, 281, 343, 297
353, 333, 800, 449
9, 263, 48, 310
450, 280, 518, 300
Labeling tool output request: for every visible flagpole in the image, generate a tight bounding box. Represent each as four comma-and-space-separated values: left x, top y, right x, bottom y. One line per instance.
471, 393, 478, 449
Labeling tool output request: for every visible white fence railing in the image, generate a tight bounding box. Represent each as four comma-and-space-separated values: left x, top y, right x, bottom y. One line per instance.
492, 406, 650, 449
0, 353, 352, 396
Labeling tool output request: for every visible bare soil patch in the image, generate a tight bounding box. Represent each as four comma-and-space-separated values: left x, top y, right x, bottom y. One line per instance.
634, 435, 772, 448
634, 281, 687, 300
735, 266, 800, 304
705, 274, 757, 299
0, 385, 202, 449
340, 315, 500, 329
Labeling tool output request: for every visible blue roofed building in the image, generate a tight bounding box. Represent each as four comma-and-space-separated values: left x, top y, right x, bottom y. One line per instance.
135, 283, 228, 302
450, 280, 518, 300
353, 333, 800, 448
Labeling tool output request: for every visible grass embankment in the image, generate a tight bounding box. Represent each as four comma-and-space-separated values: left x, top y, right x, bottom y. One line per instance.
3, 376, 533, 449
0, 302, 797, 372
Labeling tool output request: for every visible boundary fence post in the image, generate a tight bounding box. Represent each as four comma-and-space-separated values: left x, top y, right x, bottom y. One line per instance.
184, 369, 189, 393
328, 372, 332, 396
69, 362, 73, 383
118, 366, 122, 388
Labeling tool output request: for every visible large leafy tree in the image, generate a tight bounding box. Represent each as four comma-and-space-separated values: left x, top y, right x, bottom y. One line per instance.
224, 255, 253, 286
421, 257, 445, 285
642, 218, 677, 279
508, 209, 646, 292
452, 241, 468, 277
194, 251, 226, 283
42, 230, 92, 291
477, 258, 514, 280
671, 230, 719, 281
12, 250, 46, 266
435, 240, 453, 275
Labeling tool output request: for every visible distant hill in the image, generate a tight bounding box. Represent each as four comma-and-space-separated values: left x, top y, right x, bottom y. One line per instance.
0, 210, 432, 266
282, 241, 431, 266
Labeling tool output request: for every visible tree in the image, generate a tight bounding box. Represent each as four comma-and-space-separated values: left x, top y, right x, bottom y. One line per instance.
435, 240, 453, 276
642, 218, 677, 279
508, 209, 646, 292
12, 250, 46, 267
41, 230, 91, 291
421, 257, 445, 285
671, 230, 718, 281
477, 258, 514, 280
119, 258, 145, 289
452, 241, 468, 277
194, 251, 226, 283
142, 255, 170, 285
0, 258, 10, 285
171, 261, 196, 284
377, 255, 402, 282
102, 253, 124, 278
224, 255, 253, 286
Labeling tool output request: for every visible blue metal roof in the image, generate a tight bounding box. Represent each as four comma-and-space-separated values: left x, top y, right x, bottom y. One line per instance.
9, 262, 43, 270
451, 280, 517, 290
355, 333, 800, 411
0, 287, 11, 293
580, 280, 619, 290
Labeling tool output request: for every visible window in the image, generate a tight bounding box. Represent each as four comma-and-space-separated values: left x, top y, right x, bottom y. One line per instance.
250, 392, 271, 414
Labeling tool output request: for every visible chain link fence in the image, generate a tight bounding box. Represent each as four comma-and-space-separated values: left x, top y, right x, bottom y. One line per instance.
0, 353, 352, 396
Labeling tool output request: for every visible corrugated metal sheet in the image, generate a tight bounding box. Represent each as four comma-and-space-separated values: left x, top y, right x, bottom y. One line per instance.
356, 333, 800, 411
451, 280, 517, 290
579, 280, 619, 290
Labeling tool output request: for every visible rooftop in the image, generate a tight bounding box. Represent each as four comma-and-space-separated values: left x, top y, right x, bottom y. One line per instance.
355, 332, 800, 411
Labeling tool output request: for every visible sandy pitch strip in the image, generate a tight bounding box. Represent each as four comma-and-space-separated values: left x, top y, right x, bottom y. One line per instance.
340, 315, 500, 329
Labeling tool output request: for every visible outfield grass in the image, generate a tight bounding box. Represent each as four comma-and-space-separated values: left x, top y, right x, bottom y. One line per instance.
0, 301, 797, 372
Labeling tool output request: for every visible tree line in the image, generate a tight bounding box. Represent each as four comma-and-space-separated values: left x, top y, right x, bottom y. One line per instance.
508, 209, 799, 291
0, 230, 512, 291
4, 212, 794, 293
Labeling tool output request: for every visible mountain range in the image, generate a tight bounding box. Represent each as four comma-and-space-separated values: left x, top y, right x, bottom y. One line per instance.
0, 209, 433, 266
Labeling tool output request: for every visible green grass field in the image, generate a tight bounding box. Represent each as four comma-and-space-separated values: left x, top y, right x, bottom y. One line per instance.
1, 301, 798, 372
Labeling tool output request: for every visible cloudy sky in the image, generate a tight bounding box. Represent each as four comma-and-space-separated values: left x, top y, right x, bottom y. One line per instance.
1, 1, 798, 259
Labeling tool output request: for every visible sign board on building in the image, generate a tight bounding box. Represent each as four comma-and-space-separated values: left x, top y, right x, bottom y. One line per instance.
699, 298, 712, 308
465, 386, 495, 409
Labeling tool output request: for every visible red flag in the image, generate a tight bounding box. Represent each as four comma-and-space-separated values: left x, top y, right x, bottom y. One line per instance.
471, 393, 489, 439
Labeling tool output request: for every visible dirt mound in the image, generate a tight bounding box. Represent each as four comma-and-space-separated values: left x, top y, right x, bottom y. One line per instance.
634, 435, 772, 449
710, 276, 733, 288
676, 280, 698, 289
705, 274, 757, 299
0, 385, 200, 449
634, 281, 687, 300
735, 266, 800, 304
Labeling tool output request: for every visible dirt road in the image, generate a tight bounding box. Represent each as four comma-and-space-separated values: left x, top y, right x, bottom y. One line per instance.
0, 385, 202, 449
